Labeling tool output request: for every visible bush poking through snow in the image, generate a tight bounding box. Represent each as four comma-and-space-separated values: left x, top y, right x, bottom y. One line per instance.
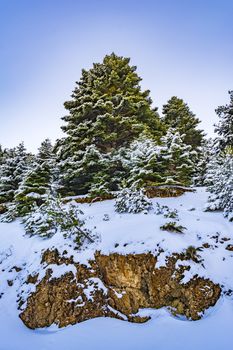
22, 197, 94, 246
103, 214, 110, 221
183, 246, 203, 263
114, 188, 153, 214
154, 203, 179, 220
160, 222, 186, 234
164, 209, 179, 219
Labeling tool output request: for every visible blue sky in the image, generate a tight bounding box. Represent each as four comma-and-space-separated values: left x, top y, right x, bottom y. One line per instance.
0, 0, 232, 152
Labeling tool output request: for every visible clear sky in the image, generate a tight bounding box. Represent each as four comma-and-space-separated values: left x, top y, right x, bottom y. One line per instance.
0, 0, 232, 152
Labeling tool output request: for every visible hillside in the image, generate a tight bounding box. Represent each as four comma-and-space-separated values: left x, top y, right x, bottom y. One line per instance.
0, 188, 233, 350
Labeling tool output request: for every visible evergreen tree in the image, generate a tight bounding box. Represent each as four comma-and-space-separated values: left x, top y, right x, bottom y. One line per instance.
205, 153, 233, 221
22, 196, 94, 246
162, 96, 204, 149
14, 139, 56, 215
193, 138, 215, 186
88, 149, 124, 196
0, 143, 30, 203
118, 129, 195, 189
215, 90, 233, 151
115, 188, 153, 214
119, 136, 164, 188
37, 138, 55, 163
57, 53, 163, 195
160, 128, 196, 185
0, 145, 4, 165
205, 91, 233, 220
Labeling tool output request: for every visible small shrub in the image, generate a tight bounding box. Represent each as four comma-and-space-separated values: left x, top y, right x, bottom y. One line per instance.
184, 246, 203, 263
103, 214, 110, 221
160, 221, 186, 234
115, 188, 153, 214
22, 197, 94, 247
154, 203, 179, 219
164, 209, 179, 219
154, 203, 168, 215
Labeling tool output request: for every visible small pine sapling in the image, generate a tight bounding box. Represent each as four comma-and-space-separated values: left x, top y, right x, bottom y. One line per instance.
115, 188, 153, 214
160, 221, 186, 234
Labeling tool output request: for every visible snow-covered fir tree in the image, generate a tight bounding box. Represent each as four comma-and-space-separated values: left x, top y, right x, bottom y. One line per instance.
14, 139, 57, 216
0, 145, 5, 165
119, 136, 164, 188
214, 90, 233, 151
115, 188, 153, 214
56, 53, 163, 195
159, 128, 197, 185
58, 144, 111, 195
88, 149, 124, 196
0, 143, 30, 203
22, 196, 94, 246
205, 153, 233, 221
205, 91, 233, 220
37, 138, 55, 164
162, 96, 204, 149
193, 138, 215, 186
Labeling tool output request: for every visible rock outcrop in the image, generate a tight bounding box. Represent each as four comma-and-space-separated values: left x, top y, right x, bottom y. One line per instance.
19, 249, 221, 329
144, 185, 195, 198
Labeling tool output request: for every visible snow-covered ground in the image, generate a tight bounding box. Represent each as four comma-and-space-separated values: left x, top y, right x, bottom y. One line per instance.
0, 188, 233, 350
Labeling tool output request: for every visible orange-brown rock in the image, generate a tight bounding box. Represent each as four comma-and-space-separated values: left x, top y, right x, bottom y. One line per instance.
26, 273, 39, 285
19, 249, 221, 329
144, 185, 195, 198
63, 194, 115, 205
96, 252, 220, 320
41, 248, 74, 265
20, 269, 119, 329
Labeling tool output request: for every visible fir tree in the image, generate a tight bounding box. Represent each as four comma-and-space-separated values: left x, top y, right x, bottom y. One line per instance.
22, 196, 94, 246
205, 91, 233, 220
193, 139, 215, 186
160, 128, 196, 185
37, 138, 55, 163
205, 153, 233, 221
58, 145, 107, 195
119, 136, 164, 188
0, 143, 30, 203
0, 145, 4, 165
57, 53, 163, 195
162, 96, 204, 149
118, 129, 195, 189
115, 188, 153, 214
215, 90, 233, 151
14, 139, 56, 215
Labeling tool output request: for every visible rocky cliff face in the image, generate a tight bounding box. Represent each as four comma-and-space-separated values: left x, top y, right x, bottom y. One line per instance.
19, 249, 221, 329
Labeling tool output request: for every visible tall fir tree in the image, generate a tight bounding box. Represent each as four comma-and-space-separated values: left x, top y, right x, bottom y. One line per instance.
215, 90, 233, 151
205, 91, 233, 220
56, 53, 164, 195
161, 96, 204, 149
